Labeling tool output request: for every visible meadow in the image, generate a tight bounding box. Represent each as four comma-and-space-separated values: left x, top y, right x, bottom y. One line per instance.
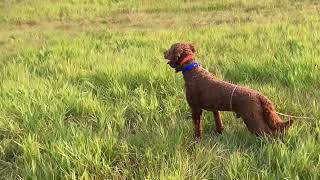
0, 0, 320, 179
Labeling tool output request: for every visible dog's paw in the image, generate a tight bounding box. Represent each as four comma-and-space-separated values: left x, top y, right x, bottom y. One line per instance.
216, 127, 224, 135
194, 135, 202, 143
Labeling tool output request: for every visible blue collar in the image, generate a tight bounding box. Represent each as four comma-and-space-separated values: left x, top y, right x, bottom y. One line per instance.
182, 63, 200, 74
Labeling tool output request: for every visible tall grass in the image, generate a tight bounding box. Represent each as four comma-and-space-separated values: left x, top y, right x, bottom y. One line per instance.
0, 0, 320, 179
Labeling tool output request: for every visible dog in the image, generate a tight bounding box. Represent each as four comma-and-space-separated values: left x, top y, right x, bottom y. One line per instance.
163, 42, 293, 140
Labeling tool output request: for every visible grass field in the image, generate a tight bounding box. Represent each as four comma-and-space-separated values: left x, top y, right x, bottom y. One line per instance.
1, 0, 320, 179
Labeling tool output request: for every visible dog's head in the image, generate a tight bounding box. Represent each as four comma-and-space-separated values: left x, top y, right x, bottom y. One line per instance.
163, 43, 196, 72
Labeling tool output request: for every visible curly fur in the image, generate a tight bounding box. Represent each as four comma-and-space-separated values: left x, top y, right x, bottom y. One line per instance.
163, 43, 293, 140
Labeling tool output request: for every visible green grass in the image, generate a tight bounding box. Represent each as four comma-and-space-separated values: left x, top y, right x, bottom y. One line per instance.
1, 0, 320, 179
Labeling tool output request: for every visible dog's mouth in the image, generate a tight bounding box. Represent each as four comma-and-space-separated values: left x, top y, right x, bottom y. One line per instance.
165, 59, 174, 66
164, 50, 181, 72
165, 60, 180, 72
164, 55, 171, 65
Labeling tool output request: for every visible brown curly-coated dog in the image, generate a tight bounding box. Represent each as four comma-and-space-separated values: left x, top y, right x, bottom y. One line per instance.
163, 42, 293, 140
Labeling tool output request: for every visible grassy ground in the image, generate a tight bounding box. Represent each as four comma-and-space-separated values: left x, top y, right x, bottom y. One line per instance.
1, 0, 320, 179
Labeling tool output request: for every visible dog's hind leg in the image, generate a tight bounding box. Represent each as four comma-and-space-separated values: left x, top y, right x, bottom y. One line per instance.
213, 111, 224, 134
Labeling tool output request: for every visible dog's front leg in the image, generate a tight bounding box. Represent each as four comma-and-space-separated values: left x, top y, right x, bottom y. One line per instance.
192, 108, 203, 141
213, 111, 224, 134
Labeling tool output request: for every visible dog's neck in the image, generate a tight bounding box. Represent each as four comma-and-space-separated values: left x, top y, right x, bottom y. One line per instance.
181, 59, 201, 78
181, 59, 197, 69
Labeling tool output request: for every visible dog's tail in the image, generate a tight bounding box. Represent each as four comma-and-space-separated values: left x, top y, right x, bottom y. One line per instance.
259, 95, 293, 132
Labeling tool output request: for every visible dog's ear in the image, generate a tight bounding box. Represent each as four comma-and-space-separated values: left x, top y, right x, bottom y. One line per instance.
189, 43, 196, 53
174, 44, 184, 61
